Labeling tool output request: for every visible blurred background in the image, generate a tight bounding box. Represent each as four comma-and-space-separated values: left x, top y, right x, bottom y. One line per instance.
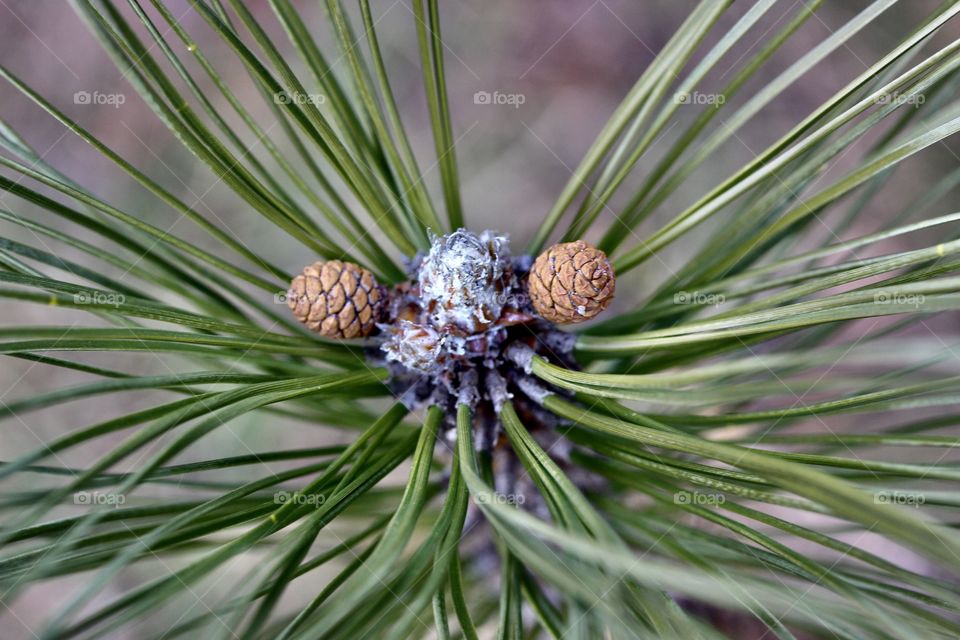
1, 1, 958, 637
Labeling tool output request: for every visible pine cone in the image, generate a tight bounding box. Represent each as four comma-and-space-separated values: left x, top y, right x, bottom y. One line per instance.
287, 260, 386, 339
528, 240, 615, 324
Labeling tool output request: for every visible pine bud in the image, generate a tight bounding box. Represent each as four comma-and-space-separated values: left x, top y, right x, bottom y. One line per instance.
380, 320, 445, 373
527, 240, 615, 324
418, 229, 513, 333
287, 260, 386, 339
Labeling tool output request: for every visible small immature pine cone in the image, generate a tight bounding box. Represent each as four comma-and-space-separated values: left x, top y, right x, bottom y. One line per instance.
287, 260, 386, 339
528, 240, 615, 324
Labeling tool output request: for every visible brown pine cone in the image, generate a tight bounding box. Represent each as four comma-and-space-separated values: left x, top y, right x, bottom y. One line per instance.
287, 260, 386, 339
528, 240, 615, 324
